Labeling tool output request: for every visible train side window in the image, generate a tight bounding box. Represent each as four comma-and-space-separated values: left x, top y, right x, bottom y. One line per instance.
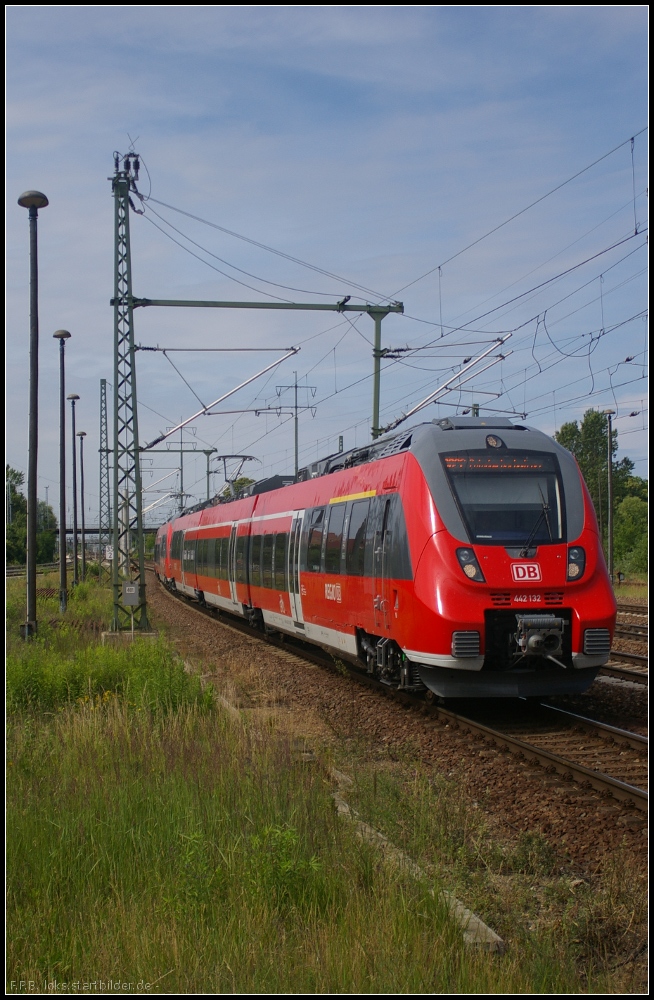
324, 504, 346, 575
346, 500, 370, 576
183, 538, 196, 574
274, 532, 289, 590
250, 534, 262, 588
235, 535, 249, 584
305, 508, 325, 572
216, 536, 226, 580
222, 535, 231, 580
262, 534, 274, 588
386, 495, 411, 579
205, 537, 212, 576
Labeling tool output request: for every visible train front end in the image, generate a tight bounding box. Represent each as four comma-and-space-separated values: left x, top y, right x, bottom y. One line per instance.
406, 417, 616, 698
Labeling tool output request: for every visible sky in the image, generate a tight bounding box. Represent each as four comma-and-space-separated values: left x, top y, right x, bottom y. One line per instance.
6, 5, 648, 529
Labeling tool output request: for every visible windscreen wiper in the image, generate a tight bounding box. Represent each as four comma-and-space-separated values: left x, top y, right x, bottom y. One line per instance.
519, 496, 552, 558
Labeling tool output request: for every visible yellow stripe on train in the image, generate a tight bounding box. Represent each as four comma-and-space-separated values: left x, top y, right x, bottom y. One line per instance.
329, 490, 377, 504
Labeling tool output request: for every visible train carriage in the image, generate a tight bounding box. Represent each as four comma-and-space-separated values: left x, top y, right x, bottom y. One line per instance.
154, 416, 616, 698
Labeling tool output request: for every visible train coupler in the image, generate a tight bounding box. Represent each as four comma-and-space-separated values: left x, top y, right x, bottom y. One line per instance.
514, 615, 565, 657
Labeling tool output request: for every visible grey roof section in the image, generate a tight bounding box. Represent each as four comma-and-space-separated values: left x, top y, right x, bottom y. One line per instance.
298, 418, 585, 543
409, 420, 585, 543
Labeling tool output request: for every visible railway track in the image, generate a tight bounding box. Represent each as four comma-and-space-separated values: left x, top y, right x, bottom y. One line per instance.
151, 572, 648, 814
614, 623, 648, 640
600, 652, 648, 686
601, 603, 648, 684
616, 601, 648, 616
6, 562, 60, 578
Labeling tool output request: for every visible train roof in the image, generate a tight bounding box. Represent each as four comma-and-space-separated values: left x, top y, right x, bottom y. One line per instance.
158, 415, 587, 544
295, 416, 561, 482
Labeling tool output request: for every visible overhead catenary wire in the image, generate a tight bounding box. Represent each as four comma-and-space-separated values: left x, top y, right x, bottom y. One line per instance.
143, 200, 355, 299
128, 140, 645, 495
388, 128, 648, 298
138, 194, 393, 303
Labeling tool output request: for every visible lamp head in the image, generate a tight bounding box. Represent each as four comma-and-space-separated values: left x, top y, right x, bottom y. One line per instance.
77, 431, 87, 438
53, 330, 71, 341
67, 393, 80, 401
18, 190, 49, 210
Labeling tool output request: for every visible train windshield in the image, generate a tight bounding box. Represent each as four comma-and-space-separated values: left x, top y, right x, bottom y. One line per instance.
442, 451, 565, 545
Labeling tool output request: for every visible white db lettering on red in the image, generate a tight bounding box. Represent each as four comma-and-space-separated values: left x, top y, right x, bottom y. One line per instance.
511, 563, 542, 582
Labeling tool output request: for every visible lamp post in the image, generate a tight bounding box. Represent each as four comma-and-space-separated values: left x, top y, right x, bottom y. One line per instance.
77, 431, 87, 582
604, 409, 616, 583
53, 330, 71, 611
68, 393, 80, 586
18, 189, 48, 639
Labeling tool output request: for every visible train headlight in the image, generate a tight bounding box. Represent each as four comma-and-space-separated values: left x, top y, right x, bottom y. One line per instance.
567, 546, 586, 581
456, 548, 485, 582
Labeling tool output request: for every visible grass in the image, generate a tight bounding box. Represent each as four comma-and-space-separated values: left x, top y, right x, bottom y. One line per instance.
613, 572, 648, 601
8, 698, 601, 994
6, 576, 646, 993
343, 762, 647, 983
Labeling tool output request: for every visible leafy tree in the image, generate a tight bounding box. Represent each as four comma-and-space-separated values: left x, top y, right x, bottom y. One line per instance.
555, 410, 631, 534
221, 476, 255, 499
613, 497, 648, 573
6, 465, 57, 564
6, 466, 27, 564
554, 410, 647, 572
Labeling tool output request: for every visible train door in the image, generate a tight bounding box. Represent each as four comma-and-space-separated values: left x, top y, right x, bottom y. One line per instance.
288, 512, 305, 626
227, 524, 238, 605
373, 497, 392, 632
182, 531, 197, 594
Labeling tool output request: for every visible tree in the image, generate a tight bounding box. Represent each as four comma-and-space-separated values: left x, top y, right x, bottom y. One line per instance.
555, 410, 647, 569
6, 465, 57, 564
613, 497, 647, 573
6, 466, 27, 564
555, 410, 631, 534
221, 476, 255, 499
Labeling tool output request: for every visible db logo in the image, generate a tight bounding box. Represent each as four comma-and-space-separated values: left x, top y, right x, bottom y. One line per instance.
511, 563, 542, 582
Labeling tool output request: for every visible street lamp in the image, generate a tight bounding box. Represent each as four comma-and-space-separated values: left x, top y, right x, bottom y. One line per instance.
18, 189, 48, 639
603, 409, 616, 583
77, 431, 87, 582
53, 330, 71, 611
68, 393, 80, 586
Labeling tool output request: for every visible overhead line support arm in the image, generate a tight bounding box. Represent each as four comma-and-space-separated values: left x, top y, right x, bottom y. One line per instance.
123, 297, 403, 440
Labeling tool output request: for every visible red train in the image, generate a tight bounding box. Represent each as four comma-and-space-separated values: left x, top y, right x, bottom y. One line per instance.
154, 416, 616, 698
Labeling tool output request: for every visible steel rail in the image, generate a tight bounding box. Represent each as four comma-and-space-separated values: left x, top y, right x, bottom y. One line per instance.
614, 624, 648, 639
537, 703, 647, 750
616, 602, 648, 616
600, 664, 648, 685
151, 571, 648, 813
6, 562, 60, 577
608, 650, 648, 666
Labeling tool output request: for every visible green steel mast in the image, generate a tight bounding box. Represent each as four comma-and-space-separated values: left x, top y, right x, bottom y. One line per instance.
111, 152, 149, 630
98, 378, 111, 582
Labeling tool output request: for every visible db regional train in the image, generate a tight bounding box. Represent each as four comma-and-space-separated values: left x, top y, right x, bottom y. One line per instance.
154, 416, 616, 698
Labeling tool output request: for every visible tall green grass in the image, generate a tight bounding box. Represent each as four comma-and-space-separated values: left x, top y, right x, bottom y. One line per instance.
6, 637, 211, 714
6, 577, 641, 993
8, 699, 597, 994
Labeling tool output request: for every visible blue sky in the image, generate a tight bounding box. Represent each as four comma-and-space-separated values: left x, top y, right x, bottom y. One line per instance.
7, 6, 648, 526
